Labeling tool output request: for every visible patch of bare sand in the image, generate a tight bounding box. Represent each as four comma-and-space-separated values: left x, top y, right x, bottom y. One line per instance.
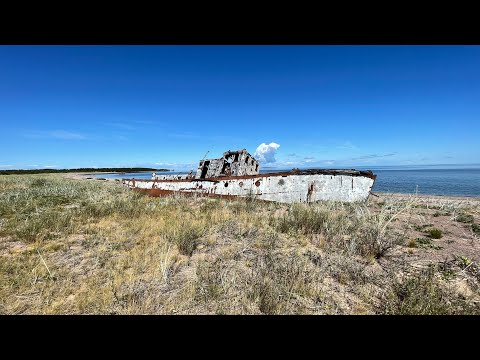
0, 236, 35, 257
62, 173, 119, 182
376, 195, 478, 263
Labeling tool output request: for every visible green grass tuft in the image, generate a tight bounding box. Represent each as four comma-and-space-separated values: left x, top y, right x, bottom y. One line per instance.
471, 223, 480, 236
428, 228, 443, 239
455, 213, 474, 224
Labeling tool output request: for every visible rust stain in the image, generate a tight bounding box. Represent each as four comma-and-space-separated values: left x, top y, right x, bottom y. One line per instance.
306, 182, 316, 203
135, 188, 252, 200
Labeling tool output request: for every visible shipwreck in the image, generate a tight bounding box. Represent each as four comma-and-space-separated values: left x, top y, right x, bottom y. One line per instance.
122, 149, 377, 203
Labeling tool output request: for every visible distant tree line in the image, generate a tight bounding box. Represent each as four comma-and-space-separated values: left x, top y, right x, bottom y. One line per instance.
0, 168, 171, 175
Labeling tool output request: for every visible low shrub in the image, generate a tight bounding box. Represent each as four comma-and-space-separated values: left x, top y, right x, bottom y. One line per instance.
428, 228, 443, 239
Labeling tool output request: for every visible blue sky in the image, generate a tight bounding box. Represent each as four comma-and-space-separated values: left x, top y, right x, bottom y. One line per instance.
1, 45, 479, 170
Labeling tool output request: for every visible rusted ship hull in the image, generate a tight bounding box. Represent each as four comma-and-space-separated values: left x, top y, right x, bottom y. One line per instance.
122, 169, 376, 203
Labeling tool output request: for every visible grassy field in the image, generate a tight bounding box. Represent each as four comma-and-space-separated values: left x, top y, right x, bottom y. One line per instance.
1, 174, 479, 314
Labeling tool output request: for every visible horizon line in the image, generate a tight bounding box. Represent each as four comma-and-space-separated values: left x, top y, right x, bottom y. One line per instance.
2, 162, 480, 171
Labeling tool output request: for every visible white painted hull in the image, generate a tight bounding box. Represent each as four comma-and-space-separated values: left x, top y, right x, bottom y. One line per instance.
123, 170, 376, 203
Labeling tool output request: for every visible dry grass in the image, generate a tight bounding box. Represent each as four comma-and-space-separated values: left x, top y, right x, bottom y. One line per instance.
0, 174, 479, 314
380, 265, 479, 315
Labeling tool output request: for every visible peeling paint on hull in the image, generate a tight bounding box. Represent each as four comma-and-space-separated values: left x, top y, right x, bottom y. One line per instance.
123, 169, 376, 203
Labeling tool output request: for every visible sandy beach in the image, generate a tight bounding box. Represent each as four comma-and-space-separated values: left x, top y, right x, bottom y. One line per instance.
63, 172, 124, 182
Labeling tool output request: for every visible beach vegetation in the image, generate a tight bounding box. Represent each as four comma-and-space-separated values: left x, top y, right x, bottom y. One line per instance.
0, 174, 478, 314
428, 228, 443, 239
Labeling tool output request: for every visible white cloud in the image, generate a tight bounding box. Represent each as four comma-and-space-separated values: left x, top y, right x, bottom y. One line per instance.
167, 132, 201, 139
154, 162, 197, 170
336, 141, 358, 150
349, 153, 397, 161
22, 164, 59, 169
104, 122, 136, 130
49, 130, 86, 140
113, 135, 128, 141
134, 120, 163, 125
25, 130, 87, 140
254, 142, 280, 163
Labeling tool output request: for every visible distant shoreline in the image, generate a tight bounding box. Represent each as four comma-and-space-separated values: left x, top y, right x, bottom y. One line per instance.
70, 171, 155, 175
